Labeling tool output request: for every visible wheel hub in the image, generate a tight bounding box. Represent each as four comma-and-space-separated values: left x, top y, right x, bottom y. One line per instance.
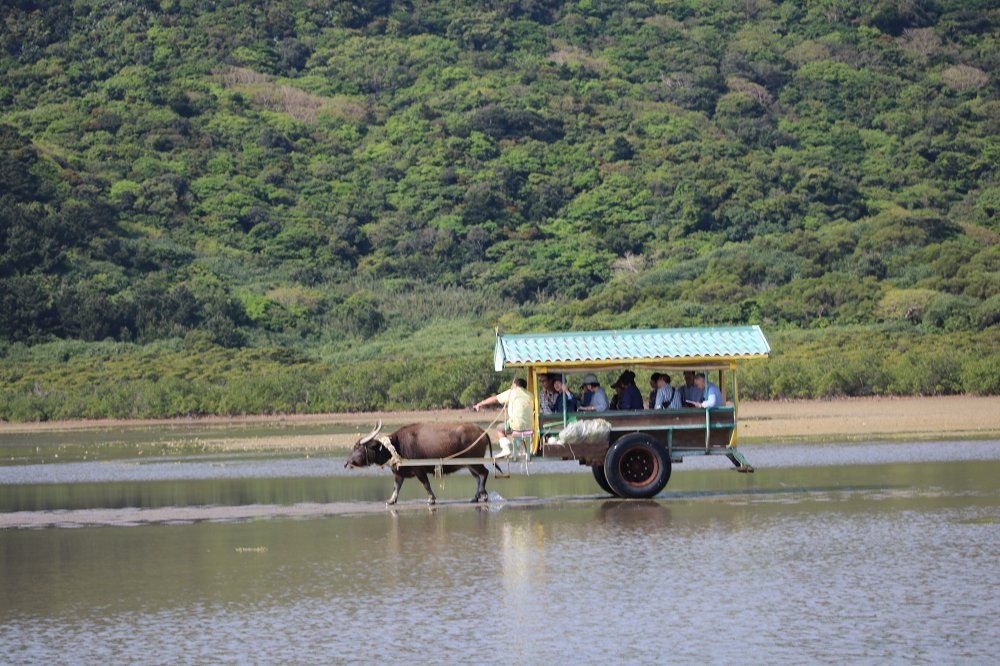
618, 447, 659, 487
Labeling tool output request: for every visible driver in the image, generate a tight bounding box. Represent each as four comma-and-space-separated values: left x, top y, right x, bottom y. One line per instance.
474, 378, 532, 458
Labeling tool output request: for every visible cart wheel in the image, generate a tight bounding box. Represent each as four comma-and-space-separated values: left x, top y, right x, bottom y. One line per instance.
591, 465, 618, 496
604, 434, 671, 499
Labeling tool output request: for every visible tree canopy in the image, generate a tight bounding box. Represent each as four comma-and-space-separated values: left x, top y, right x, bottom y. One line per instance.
2, 0, 999, 417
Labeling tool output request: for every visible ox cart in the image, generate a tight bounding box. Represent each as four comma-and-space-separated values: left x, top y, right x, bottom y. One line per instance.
394, 326, 771, 499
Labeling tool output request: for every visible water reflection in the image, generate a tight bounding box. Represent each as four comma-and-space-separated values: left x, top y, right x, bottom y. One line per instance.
596, 499, 670, 525
1, 467, 999, 664
2, 441, 1000, 664
4, 446, 998, 518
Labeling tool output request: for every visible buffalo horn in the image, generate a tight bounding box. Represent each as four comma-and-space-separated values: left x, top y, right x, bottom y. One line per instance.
358, 420, 382, 446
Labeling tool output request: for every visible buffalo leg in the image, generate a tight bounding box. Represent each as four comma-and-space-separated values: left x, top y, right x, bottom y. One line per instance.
387, 474, 404, 505
470, 464, 489, 502
414, 470, 436, 505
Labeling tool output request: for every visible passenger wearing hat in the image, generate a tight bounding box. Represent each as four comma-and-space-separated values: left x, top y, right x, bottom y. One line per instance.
615, 370, 644, 410
579, 373, 609, 412
609, 379, 623, 410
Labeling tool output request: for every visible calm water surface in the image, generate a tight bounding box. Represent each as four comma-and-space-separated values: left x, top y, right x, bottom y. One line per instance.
2, 438, 999, 665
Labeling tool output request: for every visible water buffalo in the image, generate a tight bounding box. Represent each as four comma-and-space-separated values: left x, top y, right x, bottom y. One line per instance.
344, 421, 491, 505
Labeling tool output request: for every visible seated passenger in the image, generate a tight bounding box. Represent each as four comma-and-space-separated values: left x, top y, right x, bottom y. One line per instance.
648, 374, 660, 409
681, 370, 703, 406
654, 373, 681, 409
551, 376, 577, 413
609, 380, 623, 410
538, 373, 558, 414
579, 374, 609, 412
693, 373, 724, 408
615, 371, 644, 410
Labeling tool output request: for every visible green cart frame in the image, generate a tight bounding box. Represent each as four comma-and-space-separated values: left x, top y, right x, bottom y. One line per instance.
396, 325, 770, 498
491, 325, 771, 498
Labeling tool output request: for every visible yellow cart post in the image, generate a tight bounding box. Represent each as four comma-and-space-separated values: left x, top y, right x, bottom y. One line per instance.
492, 326, 770, 498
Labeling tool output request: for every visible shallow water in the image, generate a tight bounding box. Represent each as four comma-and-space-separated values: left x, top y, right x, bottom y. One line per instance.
2, 440, 999, 515
2, 440, 999, 665
0, 420, 439, 466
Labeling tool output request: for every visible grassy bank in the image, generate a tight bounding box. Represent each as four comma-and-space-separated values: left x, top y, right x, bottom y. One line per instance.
739, 326, 1000, 399
2, 325, 999, 423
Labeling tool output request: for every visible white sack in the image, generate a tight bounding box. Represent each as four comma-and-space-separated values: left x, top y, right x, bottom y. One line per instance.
558, 418, 612, 445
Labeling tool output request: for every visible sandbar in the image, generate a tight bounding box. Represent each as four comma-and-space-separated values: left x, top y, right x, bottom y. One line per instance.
1, 396, 997, 451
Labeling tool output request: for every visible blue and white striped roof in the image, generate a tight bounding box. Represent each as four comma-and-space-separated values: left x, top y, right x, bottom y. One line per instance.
494, 326, 770, 370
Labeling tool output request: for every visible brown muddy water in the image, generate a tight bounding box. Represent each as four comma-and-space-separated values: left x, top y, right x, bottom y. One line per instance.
2, 437, 1000, 665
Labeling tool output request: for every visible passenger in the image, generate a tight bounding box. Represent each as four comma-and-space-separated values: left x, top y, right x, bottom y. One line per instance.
654, 373, 682, 410
609, 380, 623, 410
615, 371, 644, 410
579, 374, 609, 412
473, 378, 532, 458
550, 376, 578, 413
538, 373, 558, 414
648, 374, 660, 409
693, 373, 724, 409
680, 370, 703, 407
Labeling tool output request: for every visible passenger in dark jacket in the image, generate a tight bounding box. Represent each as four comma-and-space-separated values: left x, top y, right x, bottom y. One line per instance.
551, 377, 578, 413
609, 380, 623, 410
615, 371, 643, 410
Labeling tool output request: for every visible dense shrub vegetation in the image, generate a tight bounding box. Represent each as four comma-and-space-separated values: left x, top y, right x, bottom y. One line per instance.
2, 0, 999, 419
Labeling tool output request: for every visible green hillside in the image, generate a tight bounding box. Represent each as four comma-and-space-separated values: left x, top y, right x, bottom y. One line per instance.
2, 0, 1000, 420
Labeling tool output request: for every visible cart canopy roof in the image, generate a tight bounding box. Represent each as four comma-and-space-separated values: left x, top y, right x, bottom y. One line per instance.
494, 326, 770, 372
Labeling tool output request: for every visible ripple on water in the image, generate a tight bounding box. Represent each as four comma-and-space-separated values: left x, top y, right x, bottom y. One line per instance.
2, 441, 1000, 665
2, 440, 1000, 486
1, 496, 998, 665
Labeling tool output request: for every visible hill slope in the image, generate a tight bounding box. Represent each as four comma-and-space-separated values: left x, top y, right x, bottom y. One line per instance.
2, 0, 1000, 418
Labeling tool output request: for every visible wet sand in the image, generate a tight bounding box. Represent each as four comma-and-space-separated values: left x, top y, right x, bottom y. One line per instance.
1, 396, 998, 451
736, 395, 1000, 442
0, 499, 470, 529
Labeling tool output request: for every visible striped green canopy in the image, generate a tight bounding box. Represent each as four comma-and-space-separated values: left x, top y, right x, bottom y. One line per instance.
494, 326, 770, 371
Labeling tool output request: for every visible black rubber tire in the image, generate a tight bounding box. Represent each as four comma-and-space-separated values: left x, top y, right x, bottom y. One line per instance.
604, 434, 671, 499
591, 465, 618, 496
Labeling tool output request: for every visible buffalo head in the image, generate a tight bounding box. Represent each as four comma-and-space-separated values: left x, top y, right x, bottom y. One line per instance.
344, 421, 391, 468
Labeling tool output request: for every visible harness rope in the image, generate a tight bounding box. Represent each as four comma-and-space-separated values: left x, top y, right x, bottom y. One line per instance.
444, 369, 528, 475
374, 404, 505, 473
372, 372, 523, 488
377, 436, 403, 469
442, 403, 506, 460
